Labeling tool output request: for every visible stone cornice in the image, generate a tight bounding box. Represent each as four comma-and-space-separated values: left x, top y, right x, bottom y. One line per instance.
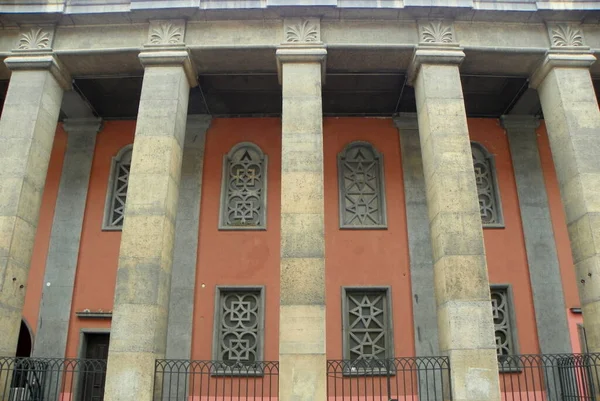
500, 115, 540, 131
407, 43, 465, 86
275, 44, 327, 84
138, 49, 198, 87
529, 50, 596, 89
63, 117, 103, 135
3, 53, 72, 90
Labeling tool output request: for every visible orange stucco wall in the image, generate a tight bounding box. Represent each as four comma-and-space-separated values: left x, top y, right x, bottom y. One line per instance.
22, 116, 583, 360
324, 118, 414, 359
191, 118, 282, 361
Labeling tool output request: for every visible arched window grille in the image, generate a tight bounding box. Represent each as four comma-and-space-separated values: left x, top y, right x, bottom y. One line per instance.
103, 145, 132, 230
471, 142, 503, 227
219, 142, 267, 230
338, 141, 387, 229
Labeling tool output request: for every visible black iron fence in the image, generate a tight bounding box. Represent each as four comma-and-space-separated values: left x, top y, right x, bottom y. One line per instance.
327, 357, 451, 401
154, 360, 279, 401
0, 357, 107, 401
499, 353, 600, 401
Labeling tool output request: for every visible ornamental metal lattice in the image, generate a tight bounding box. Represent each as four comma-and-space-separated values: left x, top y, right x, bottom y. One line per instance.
338, 142, 387, 228
472, 143, 500, 225
346, 291, 389, 361
107, 147, 132, 228
217, 290, 261, 364
219, 143, 267, 230
491, 287, 514, 357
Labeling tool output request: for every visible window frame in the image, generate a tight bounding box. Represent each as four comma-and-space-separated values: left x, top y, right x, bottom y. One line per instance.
102, 144, 133, 231
471, 141, 504, 229
212, 285, 266, 376
337, 141, 388, 230
491, 284, 521, 373
218, 142, 268, 231
341, 286, 394, 375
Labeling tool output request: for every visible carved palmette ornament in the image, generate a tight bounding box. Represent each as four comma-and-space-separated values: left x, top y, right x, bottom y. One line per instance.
284, 18, 320, 43
550, 24, 584, 47
420, 21, 454, 44
147, 20, 185, 46
17, 27, 53, 50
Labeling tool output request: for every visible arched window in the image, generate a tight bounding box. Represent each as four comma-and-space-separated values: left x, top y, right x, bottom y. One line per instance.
338, 141, 387, 229
471, 142, 503, 227
103, 145, 132, 230
219, 142, 267, 230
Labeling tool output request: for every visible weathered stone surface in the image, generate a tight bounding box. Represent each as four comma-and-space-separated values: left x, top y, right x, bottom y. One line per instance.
410, 48, 500, 401
533, 57, 600, 354
0, 59, 65, 359
103, 50, 192, 401
502, 115, 571, 355
277, 38, 327, 401
34, 118, 101, 358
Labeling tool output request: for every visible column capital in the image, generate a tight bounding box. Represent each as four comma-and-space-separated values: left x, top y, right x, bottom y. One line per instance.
407, 44, 465, 86
138, 49, 198, 88
4, 53, 71, 90
393, 113, 419, 130
63, 117, 103, 136
276, 44, 327, 84
530, 50, 596, 89
500, 115, 540, 132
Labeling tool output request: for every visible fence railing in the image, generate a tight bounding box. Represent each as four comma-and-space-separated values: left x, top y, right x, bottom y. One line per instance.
499, 353, 600, 401
327, 357, 451, 401
0, 357, 107, 401
154, 360, 279, 401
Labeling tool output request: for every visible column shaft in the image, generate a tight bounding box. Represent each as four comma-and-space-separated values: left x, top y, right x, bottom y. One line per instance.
534, 60, 600, 353
34, 118, 101, 358
103, 55, 191, 401
278, 47, 327, 401
413, 55, 500, 401
0, 60, 66, 357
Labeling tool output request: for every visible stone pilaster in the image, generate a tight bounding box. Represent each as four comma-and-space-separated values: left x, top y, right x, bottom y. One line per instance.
0, 24, 70, 359
33, 118, 102, 358
530, 24, 600, 354
407, 21, 500, 401
394, 113, 440, 357
502, 116, 571, 355
276, 18, 327, 401
163, 115, 210, 400
103, 19, 197, 401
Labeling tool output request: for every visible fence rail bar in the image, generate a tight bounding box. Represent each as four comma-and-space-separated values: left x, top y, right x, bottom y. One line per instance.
499, 353, 600, 401
327, 357, 451, 401
154, 360, 279, 401
0, 357, 107, 401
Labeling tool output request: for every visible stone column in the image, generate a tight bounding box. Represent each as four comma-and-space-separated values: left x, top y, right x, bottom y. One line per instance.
530, 24, 600, 354
276, 18, 327, 401
407, 22, 500, 401
103, 20, 197, 401
33, 118, 102, 358
0, 26, 70, 359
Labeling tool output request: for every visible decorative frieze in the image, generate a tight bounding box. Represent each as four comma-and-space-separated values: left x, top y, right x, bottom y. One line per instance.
549, 23, 585, 48
14, 26, 55, 52
146, 19, 186, 46
419, 21, 455, 44
283, 18, 320, 43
